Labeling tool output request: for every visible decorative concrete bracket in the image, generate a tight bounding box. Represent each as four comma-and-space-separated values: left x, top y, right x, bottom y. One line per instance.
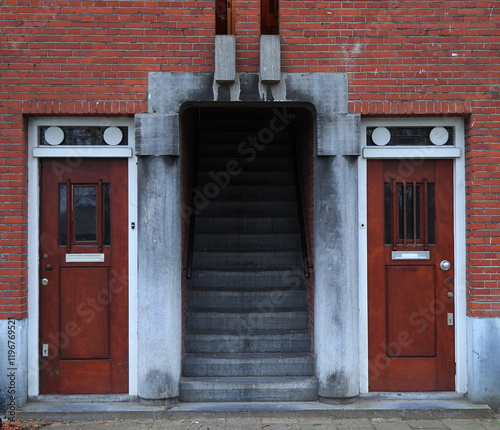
317, 114, 361, 156
215, 35, 236, 84
260, 35, 281, 84
135, 113, 179, 156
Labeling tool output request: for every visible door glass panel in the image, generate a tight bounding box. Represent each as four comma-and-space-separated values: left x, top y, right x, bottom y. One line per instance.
74, 186, 97, 242
104, 184, 111, 246
60, 184, 67, 245
384, 181, 435, 246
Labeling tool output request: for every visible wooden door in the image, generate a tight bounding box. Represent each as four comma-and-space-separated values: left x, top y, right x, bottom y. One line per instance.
368, 159, 455, 391
40, 158, 128, 394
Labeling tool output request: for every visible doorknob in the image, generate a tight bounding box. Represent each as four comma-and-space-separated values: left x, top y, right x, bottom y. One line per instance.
41, 278, 49, 286
440, 260, 451, 271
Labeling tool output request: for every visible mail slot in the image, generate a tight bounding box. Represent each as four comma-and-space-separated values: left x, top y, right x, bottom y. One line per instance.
66, 253, 105, 263
391, 251, 430, 260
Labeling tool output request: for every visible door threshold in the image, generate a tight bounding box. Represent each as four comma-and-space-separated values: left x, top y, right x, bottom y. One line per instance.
28, 394, 138, 403
361, 392, 466, 401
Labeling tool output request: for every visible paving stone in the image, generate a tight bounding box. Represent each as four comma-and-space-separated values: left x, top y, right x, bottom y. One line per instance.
444, 420, 489, 430
336, 419, 377, 429
481, 420, 500, 430
372, 420, 413, 430
406, 420, 449, 429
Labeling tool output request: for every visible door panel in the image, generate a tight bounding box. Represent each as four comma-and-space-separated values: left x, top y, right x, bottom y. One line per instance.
40, 158, 128, 394
368, 159, 454, 391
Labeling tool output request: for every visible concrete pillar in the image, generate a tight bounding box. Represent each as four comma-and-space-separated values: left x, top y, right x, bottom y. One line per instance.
136, 114, 182, 404
314, 155, 359, 401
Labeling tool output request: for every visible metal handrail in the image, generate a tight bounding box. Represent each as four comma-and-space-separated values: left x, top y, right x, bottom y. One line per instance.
288, 109, 310, 279
186, 108, 202, 279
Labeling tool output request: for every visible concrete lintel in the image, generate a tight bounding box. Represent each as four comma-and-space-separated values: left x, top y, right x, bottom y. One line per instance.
317, 114, 361, 156
135, 114, 179, 156
260, 35, 281, 84
215, 35, 236, 84
285, 73, 348, 115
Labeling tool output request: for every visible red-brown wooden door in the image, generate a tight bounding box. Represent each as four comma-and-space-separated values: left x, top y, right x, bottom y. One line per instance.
40, 158, 128, 394
368, 159, 455, 391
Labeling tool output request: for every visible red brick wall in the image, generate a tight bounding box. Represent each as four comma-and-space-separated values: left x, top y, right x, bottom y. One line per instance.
0, 1, 498, 318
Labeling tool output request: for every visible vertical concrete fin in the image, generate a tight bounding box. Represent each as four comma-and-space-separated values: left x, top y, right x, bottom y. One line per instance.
215, 35, 236, 84
260, 35, 281, 84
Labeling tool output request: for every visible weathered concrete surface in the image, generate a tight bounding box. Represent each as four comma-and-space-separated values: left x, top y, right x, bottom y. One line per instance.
17, 398, 493, 421
137, 156, 182, 403
260, 35, 281, 83
135, 114, 179, 156
317, 114, 361, 156
468, 316, 500, 412
215, 35, 236, 83
0, 318, 28, 413
314, 155, 359, 400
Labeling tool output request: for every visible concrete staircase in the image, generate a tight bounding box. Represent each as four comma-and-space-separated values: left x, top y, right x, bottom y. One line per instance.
181, 109, 317, 402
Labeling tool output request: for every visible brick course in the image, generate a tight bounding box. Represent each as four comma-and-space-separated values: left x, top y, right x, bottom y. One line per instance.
0, 1, 499, 317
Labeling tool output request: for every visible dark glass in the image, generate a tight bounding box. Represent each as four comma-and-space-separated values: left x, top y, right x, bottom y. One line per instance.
384, 183, 391, 244
104, 184, 111, 246
74, 186, 97, 241
367, 127, 454, 146
428, 184, 435, 244
397, 184, 420, 241
59, 184, 67, 245
41, 127, 127, 146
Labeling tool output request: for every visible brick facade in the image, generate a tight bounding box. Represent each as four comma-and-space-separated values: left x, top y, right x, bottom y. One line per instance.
0, 0, 499, 405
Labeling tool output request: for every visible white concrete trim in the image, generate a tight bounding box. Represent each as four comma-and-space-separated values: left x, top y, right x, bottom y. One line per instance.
33, 147, 133, 158
358, 116, 466, 394
27, 117, 138, 397
363, 147, 460, 159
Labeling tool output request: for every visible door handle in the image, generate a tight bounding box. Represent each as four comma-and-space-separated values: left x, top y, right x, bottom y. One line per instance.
440, 260, 451, 271
41, 278, 49, 286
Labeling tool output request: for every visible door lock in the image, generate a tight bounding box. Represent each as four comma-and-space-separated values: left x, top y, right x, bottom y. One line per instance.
440, 260, 451, 271
41, 278, 49, 286
447, 291, 454, 297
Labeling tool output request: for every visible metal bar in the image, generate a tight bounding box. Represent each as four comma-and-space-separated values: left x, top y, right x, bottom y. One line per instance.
413, 180, 417, 248
391, 179, 397, 250
403, 180, 407, 247
66, 180, 71, 252
423, 178, 428, 250
186, 108, 202, 279
289, 108, 310, 279
97, 179, 103, 251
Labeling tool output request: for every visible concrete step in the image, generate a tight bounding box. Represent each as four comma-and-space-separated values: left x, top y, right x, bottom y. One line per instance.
184, 330, 311, 353
198, 157, 293, 172
194, 233, 301, 252
192, 251, 302, 270
198, 144, 292, 159
188, 269, 306, 289
194, 217, 300, 234
182, 353, 314, 377
185, 309, 309, 331
197, 201, 298, 218
187, 289, 307, 309
197, 171, 294, 187
179, 376, 319, 402
211, 185, 297, 201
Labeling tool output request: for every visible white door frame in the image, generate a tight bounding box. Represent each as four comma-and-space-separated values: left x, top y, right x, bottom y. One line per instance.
27, 117, 138, 397
358, 117, 466, 394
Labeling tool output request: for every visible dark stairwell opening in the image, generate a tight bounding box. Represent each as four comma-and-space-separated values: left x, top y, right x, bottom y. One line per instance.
180, 105, 316, 402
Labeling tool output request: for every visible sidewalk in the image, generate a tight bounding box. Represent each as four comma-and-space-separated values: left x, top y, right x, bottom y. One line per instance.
4, 416, 500, 430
